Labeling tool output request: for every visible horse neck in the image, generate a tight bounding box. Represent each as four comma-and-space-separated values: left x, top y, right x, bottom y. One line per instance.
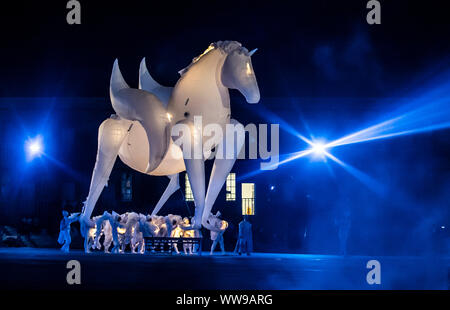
176, 49, 228, 98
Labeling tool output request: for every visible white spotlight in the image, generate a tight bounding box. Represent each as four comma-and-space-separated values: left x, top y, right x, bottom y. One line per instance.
29, 141, 42, 155
311, 141, 327, 156
25, 135, 44, 161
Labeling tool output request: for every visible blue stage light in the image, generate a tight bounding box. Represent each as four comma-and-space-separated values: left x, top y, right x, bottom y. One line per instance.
310, 141, 327, 156
25, 135, 44, 161
270, 185, 275, 190
239, 73, 450, 190
29, 142, 41, 154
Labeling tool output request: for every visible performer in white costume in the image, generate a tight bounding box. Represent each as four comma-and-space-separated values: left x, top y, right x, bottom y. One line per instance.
58, 211, 79, 253
108, 211, 123, 254
171, 224, 184, 254
82, 215, 101, 253
80, 41, 260, 235
208, 212, 228, 255
93, 211, 110, 251
182, 217, 195, 255
119, 212, 138, 253
139, 215, 159, 237
131, 214, 146, 254
102, 218, 113, 253
138, 215, 160, 253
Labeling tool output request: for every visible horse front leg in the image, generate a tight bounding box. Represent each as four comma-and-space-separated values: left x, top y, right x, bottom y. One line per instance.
177, 120, 205, 229
184, 157, 205, 230
202, 119, 245, 228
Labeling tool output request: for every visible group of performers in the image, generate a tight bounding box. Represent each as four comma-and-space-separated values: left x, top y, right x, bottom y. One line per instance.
58, 209, 253, 255
59, 210, 201, 254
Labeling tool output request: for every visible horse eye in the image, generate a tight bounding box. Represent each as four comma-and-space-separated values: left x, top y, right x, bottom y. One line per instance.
246, 62, 252, 75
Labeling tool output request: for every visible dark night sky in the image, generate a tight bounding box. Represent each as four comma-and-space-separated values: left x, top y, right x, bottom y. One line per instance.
1, 0, 450, 100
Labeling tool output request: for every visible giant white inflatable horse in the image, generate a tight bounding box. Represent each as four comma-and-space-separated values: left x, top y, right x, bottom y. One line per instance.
81, 41, 260, 230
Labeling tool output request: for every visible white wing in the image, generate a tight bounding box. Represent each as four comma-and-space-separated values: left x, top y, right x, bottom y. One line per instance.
110, 60, 171, 173
139, 58, 173, 107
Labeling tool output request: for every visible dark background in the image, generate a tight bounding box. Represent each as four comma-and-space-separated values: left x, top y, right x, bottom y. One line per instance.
1, 0, 450, 97
0, 0, 449, 255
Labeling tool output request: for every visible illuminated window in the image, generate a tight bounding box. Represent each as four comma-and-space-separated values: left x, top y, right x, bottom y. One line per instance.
185, 174, 194, 201
226, 173, 236, 201
241, 183, 255, 215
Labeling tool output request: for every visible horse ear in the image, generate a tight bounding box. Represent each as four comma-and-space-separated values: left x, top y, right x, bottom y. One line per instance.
249, 48, 258, 56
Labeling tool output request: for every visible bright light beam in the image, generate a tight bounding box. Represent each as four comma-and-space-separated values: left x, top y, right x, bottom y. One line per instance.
324, 151, 385, 195
237, 149, 313, 181
326, 94, 450, 148
25, 135, 44, 162
44, 154, 86, 182
252, 103, 303, 138
241, 73, 450, 188
310, 141, 327, 157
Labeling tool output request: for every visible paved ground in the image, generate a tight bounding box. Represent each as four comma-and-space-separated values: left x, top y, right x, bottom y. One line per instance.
0, 248, 448, 290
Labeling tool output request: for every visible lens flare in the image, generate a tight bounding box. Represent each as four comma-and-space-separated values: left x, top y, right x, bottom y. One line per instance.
238, 74, 450, 195
25, 135, 44, 161
310, 141, 327, 157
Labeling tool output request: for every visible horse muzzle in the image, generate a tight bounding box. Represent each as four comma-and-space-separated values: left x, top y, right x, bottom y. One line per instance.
244, 90, 260, 104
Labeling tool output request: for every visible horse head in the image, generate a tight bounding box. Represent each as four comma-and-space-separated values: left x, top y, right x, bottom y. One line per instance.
220, 43, 260, 104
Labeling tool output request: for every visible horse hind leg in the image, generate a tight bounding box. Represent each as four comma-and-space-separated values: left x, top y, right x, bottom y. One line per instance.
151, 174, 180, 216
82, 116, 132, 220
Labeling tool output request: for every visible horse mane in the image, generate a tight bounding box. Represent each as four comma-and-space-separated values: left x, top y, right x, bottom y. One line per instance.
178, 41, 250, 76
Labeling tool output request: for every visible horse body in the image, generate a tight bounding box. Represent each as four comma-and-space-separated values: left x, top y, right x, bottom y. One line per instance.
81, 41, 259, 232
117, 121, 185, 176
117, 48, 230, 176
